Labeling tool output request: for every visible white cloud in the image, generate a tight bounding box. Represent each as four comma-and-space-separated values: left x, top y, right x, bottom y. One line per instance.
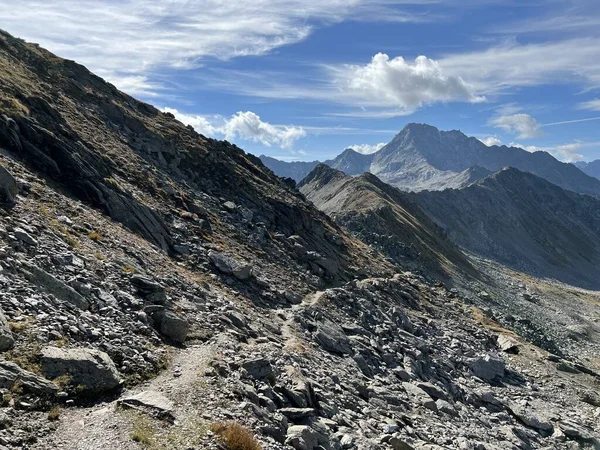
330, 53, 485, 114
490, 113, 542, 139
578, 99, 600, 111
554, 143, 585, 162
349, 143, 386, 154
162, 108, 305, 149
0, 0, 438, 96
440, 38, 600, 94
510, 141, 593, 162
223, 111, 306, 149
479, 136, 502, 147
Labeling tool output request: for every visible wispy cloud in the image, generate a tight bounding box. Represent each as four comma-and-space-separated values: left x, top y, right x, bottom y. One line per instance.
163, 107, 305, 149
0, 0, 441, 96
577, 99, 600, 112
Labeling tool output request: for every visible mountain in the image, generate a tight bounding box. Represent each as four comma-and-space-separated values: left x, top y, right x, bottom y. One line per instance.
264, 123, 600, 196
258, 155, 319, 182
1, 29, 599, 450
574, 160, 600, 180
298, 164, 475, 278
413, 167, 600, 289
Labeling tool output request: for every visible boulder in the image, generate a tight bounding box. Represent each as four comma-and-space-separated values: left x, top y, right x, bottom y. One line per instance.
158, 310, 189, 344
0, 311, 14, 352
242, 358, 275, 381
285, 425, 319, 450
118, 390, 174, 419
209, 251, 252, 280
509, 404, 553, 433
130, 274, 167, 304
497, 334, 521, 354
402, 382, 437, 412
40, 346, 121, 393
469, 354, 505, 381
388, 436, 415, 450
20, 263, 89, 310
13, 227, 38, 246
0, 359, 58, 395
314, 320, 352, 355
0, 164, 17, 203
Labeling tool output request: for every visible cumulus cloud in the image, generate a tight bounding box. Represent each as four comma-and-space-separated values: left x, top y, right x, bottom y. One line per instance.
490, 114, 542, 139
162, 108, 305, 149
479, 136, 502, 147
223, 111, 306, 149
162, 108, 218, 137
348, 143, 386, 154
332, 53, 484, 114
578, 99, 600, 111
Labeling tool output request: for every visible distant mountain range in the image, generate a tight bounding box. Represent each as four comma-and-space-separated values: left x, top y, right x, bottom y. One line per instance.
411, 167, 600, 289
262, 123, 600, 197
574, 160, 600, 180
298, 164, 474, 278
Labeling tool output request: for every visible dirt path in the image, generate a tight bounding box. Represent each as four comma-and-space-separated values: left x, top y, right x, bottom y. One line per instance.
34, 343, 216, 450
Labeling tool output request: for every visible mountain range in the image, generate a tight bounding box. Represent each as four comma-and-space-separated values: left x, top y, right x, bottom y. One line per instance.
262, 123, 600, 197
574, 159, 600, 180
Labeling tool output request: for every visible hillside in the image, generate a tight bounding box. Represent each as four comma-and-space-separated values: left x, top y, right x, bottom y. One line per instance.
298, 164, 474, 278
413, 167, 600, 289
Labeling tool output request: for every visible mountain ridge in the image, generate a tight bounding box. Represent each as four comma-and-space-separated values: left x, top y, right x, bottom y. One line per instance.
262, 123, 600, 196
412, 166, 600, 289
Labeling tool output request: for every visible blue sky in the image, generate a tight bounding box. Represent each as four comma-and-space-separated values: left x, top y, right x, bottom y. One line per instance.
2, 0, 600, 162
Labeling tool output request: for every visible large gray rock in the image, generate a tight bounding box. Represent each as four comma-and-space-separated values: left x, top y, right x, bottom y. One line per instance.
0, 359, 58, 395
41, 346, 121, 393
0, 164, 17, 203
208, 251, 252, 280
20, 263, 89, 310
241, 358, 274, 380
285, 425, 319, 450
118, 390, 174, 419
469, 354, 505, 382
314, 320, 352, 355
158, 310, 189, 344
130, 274, 167, 304
0, 311, 14, 352
509, 404, 554, 433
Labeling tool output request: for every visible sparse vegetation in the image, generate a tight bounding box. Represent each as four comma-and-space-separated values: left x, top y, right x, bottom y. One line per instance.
52, 375, 72, 390
129, 412, 155, 446
88, 231, 102, 241
47, 406, 61, 421
210, 421, 262, 450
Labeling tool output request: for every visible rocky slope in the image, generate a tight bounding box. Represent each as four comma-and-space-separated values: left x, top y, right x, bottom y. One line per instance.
262, 123, 600, 196
0, 29, 598, 450
574, 160, 600, 180
297, 164, 474, 279
413, 167, 600, 290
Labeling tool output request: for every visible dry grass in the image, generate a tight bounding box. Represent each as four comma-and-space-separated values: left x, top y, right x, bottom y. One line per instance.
88, 231, 102, 241
470, 306, 516, 336
47, 406, 61, 421
210, 422, 262, 450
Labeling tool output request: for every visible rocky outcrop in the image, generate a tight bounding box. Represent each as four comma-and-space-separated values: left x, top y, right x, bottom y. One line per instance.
0, 359, 58, 395
0, 164, 17, 203
0, 311, 14, 351
40, 346, 121, 393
